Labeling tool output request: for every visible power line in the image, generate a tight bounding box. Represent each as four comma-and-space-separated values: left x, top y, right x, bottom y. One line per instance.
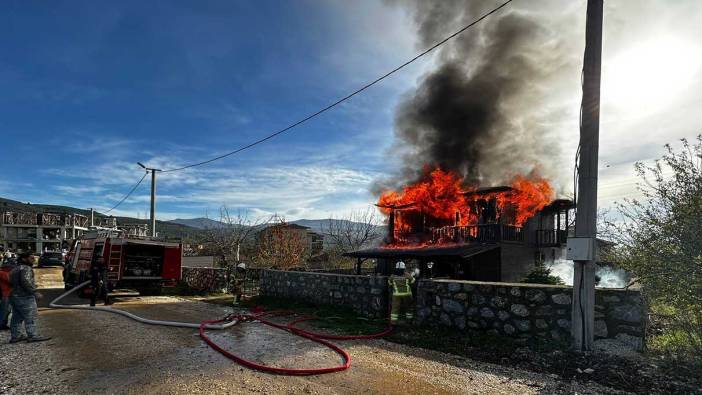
158, 0, 514, 173
103, 171, 148, 214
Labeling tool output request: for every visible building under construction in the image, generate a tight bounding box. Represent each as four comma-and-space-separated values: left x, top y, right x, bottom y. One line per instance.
0, 209, 148, 254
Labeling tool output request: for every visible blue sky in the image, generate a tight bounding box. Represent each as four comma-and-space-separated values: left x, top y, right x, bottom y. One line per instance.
1, 1, 702, 220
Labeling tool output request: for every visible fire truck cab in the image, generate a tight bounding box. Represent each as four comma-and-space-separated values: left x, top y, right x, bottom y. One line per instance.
63, 229, 182, 296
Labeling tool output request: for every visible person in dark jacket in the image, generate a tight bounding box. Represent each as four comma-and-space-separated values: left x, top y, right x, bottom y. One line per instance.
8, 252, 50, 343
89, 264, 110, 306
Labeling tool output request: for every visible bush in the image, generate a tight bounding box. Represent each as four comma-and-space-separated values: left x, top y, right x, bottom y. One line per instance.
522, 264, 564, 285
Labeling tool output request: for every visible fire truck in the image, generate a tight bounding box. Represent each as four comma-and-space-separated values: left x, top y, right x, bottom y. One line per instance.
63, 229, 182, 296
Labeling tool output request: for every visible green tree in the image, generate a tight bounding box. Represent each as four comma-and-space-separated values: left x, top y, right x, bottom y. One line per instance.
604, 136, 702, 358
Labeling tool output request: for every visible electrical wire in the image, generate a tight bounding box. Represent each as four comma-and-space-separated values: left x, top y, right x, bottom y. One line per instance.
103, 171, 148, 214
157, 0, 514, 173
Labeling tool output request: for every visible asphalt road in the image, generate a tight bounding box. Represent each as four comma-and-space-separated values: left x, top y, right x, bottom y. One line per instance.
0, 267, 622, 394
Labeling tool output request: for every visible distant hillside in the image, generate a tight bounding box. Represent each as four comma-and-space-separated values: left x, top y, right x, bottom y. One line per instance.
169, 217, 227, 229
1, 197, 93, 217
0, 197, 388, 244
167, 217, 384, 236
0, 197, 204, 241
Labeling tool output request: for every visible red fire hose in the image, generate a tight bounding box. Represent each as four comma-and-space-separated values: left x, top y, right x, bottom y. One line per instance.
198, 310, 392, 375
52, 281, 393, 375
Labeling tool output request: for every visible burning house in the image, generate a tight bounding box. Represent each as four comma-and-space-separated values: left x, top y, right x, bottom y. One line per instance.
347, 169, 573, 282
343, 2, 578, 282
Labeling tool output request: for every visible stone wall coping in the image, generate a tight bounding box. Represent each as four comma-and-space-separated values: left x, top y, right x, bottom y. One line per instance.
421, 278, 639, 293
421, 278, 570, 289
263, 269, 387, 279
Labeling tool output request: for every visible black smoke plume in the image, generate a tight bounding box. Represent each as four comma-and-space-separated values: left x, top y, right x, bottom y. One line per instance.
376, 0, 576, 193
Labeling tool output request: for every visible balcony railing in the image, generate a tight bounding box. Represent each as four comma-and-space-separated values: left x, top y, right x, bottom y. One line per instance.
535, 229, 569, 246
434, 224, 524, 243
2, 212, 38, 225
392, 223, 524, 245
39, 213, 63, 226
66, 214, 89, 228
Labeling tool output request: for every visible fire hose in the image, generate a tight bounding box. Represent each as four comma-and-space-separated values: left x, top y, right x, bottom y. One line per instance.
49, 281, 238, 329
49, 281, 393, 375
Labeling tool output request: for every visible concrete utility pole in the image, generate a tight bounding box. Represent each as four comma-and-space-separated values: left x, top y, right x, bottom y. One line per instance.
570, 0, 603, 351
138, 162, 162, 238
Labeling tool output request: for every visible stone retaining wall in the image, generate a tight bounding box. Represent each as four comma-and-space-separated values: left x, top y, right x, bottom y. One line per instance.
181, 267, 228, 292
260, 269, 388, 318
416, 279, 645, 350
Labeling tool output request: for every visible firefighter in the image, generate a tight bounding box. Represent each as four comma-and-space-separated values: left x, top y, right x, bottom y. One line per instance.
8, 252, 50, 343
231, 263, 246, 305
0, 254, 16, 330
89, 264, 110, 306
389, 261, 415, 323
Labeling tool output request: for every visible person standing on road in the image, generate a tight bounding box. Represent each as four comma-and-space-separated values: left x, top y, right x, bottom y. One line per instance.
0, 256, 16, 330
89, 263, 110, 306
231, 262, 247, 305
8, 252, 50, 343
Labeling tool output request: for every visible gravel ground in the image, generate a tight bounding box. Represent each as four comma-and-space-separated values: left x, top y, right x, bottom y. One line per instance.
0, 267, 624, 394
0, 296, 623, 394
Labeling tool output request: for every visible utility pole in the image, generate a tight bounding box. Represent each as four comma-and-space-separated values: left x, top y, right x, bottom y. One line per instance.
138, 162, 162, 238
569, 0, 603, 351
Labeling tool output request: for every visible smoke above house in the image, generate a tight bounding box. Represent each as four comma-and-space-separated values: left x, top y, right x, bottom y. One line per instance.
375, 0, 578, 193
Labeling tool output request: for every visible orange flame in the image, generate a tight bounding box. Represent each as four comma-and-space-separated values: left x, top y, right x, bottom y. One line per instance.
378, 168, 554, 238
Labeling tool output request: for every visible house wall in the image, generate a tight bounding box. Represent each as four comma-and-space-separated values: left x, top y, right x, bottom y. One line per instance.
500, 244, 536, 282
260, 269, 389, 318
416, 279, 646, 351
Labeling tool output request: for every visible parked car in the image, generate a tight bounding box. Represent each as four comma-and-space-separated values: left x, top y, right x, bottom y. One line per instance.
39, 251, 65, 267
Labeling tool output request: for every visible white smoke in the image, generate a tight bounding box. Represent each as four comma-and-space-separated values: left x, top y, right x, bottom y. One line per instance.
548, 259, 629, 289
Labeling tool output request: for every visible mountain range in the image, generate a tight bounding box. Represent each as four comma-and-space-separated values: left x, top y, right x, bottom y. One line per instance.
1, 197, 383, 241
168, 217, 383, 236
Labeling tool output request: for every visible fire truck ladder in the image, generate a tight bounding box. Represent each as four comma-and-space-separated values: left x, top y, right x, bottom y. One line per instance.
107, 245, 122, 282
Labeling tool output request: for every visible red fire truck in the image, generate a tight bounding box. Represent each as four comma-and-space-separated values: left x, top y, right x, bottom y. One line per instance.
63, 229, 182, 296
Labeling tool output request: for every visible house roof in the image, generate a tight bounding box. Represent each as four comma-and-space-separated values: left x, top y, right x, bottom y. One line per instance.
344, 243, 499, 259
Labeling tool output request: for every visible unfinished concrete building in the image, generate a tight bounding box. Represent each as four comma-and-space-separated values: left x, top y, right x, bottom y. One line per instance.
0, 211, 92, 253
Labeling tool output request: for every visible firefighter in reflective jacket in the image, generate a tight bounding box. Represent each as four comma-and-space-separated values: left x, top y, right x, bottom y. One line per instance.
389, 261, 414, 322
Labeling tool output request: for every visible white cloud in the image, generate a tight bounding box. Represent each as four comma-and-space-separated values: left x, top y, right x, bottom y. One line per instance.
54, 185, 107, 195
16, 0, 702, 220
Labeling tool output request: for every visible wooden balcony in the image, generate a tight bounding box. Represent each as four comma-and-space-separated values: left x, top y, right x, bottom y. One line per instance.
392, 223, 524, 245
535, 229, 569, 247
432, 224, 524, 243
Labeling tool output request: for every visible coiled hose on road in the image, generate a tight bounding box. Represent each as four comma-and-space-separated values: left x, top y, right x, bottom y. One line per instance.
49, 281, 392, 375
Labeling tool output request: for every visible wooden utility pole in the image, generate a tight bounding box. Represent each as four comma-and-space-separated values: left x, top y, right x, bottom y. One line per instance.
571, 0, 603, 351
